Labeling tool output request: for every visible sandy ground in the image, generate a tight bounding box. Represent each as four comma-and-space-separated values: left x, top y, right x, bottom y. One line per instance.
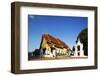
29, 56, 88, 61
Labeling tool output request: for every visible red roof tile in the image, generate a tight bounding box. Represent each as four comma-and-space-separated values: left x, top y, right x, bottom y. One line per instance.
42, 34, 70, 49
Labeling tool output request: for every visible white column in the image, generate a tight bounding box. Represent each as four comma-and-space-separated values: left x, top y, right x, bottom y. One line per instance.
80, 44, 84, 56
74, 45, 78, 57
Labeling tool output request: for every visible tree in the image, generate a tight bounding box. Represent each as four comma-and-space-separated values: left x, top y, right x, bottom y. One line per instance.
76, 28, 88, 56
33, 49, 40, 56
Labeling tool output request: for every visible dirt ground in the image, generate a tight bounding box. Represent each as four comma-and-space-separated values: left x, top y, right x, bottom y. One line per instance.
29, 56, 88, 61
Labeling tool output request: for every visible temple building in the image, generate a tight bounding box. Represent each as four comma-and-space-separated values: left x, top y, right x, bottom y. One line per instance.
71, 39, 85, 57
39, 33, 71, 58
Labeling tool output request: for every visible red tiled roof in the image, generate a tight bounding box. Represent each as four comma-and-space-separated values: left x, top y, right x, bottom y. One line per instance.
42, 34, 70, 49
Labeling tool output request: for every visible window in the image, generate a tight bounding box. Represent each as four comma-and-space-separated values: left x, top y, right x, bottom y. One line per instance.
77, 45, 80, 51
78, 52, 80, 56
43, 48, 46, 54
51, 50, 53, 53
72, 46, 75, 51
51, 47, 55, 53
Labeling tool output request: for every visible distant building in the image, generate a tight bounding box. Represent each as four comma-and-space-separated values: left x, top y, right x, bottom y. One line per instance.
39, 33, 71, 58
71, 39, 85, 57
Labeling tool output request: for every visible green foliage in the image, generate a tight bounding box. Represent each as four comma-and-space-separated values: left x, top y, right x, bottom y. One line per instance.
77, 28, 88, 56
33, 49, 40, 56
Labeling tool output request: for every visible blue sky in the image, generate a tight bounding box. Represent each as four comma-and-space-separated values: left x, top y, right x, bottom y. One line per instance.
28, 15, 88, 52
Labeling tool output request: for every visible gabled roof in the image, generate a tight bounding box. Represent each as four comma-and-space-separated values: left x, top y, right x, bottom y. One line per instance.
42, 34, 70, 49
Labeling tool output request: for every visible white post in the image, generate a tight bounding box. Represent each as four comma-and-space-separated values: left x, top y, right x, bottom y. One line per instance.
74, 45, 78, 57
80, 44, 84, 56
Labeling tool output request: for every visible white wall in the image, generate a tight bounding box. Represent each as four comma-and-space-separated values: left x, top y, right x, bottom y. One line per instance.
0, 0, 100, 76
